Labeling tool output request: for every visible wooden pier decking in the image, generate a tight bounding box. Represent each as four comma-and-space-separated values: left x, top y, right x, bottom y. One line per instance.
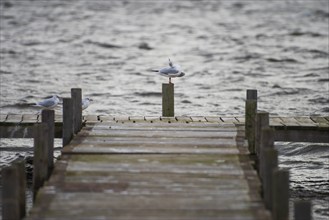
1, 114, 328, 142
25, 118, 272, 220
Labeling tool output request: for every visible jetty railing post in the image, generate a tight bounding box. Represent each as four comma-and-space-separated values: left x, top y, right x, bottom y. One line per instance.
255, 111, 269, 157
14, 159, 26, 219
2, 166, 19, 220
2, 162, 25, 220
260, 127, 274, 180
41, 109, 55, 177
272, 169, 290, 220
63, 98, 74, 146
33, 123, 49, 202
162, 83, 174, 117
294, 200, 311, 220
245, 89, 257, 154
71, 88, 82, 134
263, 148, 278, 210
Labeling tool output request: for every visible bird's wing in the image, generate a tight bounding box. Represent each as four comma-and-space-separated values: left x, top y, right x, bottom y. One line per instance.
159, 67, 179, 74
37, 98, 56, 107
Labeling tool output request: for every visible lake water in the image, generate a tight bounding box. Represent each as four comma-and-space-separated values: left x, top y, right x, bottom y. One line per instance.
0, 0, 328, 219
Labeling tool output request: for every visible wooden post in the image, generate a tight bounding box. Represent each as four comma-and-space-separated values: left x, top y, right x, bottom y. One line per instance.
255, 111, 269, 157
294, 200, 311, 220
71, 88, 82, 134
33, 123, 49, 201
263, 148, 278, 210
260, 128, 274, 180
2, 165, 20, 220
245, 89, 257, 154
272, 169, 289, 220
13, 159, 26, 219
63, 98, 74, 146
41, 109, 54, 177
162, 83, 174, 117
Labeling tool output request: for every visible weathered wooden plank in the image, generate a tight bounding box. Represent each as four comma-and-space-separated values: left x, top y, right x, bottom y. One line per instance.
98, 115, 114, 122
22, 114, 39, 123
270, 117, 284, 127
175, 116, 193, 123
0, 114, 8, 122
279, 117, 300, 126
143, 116, 160, 123
310, 116, 329, 127
220, 117, 239, 124
128, 116, 146, 123
294, 117, 317, 127
192, 116, 208, 122
67, 138, 237, 151
63, 146, 239, 154
235, 116, 245, 123
83, 115, 99, 123
113, 116, 130, 123
5, 114, 23, 123
90, 122, 233, 129
159, 116, 177, 123
77, 129, 237, 138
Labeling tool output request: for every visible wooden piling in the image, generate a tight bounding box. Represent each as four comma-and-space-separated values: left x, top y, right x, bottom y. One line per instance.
41, 109, 55, 177
33, 123, 49, 201
263, 148, 278, 210
245, 89, 257, 154
260, 128, 274, 180
294, 200, 311, 220
2, 165, 20, 220
14, 159, 26, 219
162, 83, 174, 117
71, 88, 82, 134
272, 169, 289, 220
63, 98, 73, 146
255, 111, 269, 157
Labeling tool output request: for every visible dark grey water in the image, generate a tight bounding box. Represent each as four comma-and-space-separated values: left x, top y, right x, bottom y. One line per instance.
0, 0, 328, 219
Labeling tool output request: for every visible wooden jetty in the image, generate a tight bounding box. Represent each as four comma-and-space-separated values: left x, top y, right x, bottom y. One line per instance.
25, 118, 272, 220
2, 88, 327, 220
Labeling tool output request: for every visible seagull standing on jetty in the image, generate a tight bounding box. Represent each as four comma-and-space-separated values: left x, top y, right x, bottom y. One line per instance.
82, 98, 93, 110
34, 95, 60, 109
152, 58, 185, 84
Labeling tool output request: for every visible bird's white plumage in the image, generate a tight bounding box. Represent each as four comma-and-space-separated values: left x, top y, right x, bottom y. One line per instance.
82, 98, 93, 110
153, 59, 185, 83
35, 95, 60, 109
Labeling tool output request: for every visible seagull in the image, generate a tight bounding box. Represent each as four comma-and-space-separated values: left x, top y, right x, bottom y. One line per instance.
34, 95, 60, 109
82, 98, 93, 110
152, 58, 185, 84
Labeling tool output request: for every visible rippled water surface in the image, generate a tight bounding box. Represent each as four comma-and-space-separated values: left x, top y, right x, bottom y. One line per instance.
1, 0, 328, 219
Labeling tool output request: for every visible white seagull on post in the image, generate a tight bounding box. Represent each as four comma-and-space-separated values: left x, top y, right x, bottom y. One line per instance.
152, 58, 185, 84
34, 95, 60, 109
82, 98, 93, 110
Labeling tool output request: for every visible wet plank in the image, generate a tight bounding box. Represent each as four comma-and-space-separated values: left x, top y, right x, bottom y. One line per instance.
294, 117, 317, 127
220, 117, 239, 124
191, 116, 208, 122
0, 114, 8, 122
83, 115, 99, 123
310, 116, 329, 127
5, 114, 23, 123
98, 115, 114, 122
22, 114, 39, 123
270, 117, 284, 126
279, 117, 300, 126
